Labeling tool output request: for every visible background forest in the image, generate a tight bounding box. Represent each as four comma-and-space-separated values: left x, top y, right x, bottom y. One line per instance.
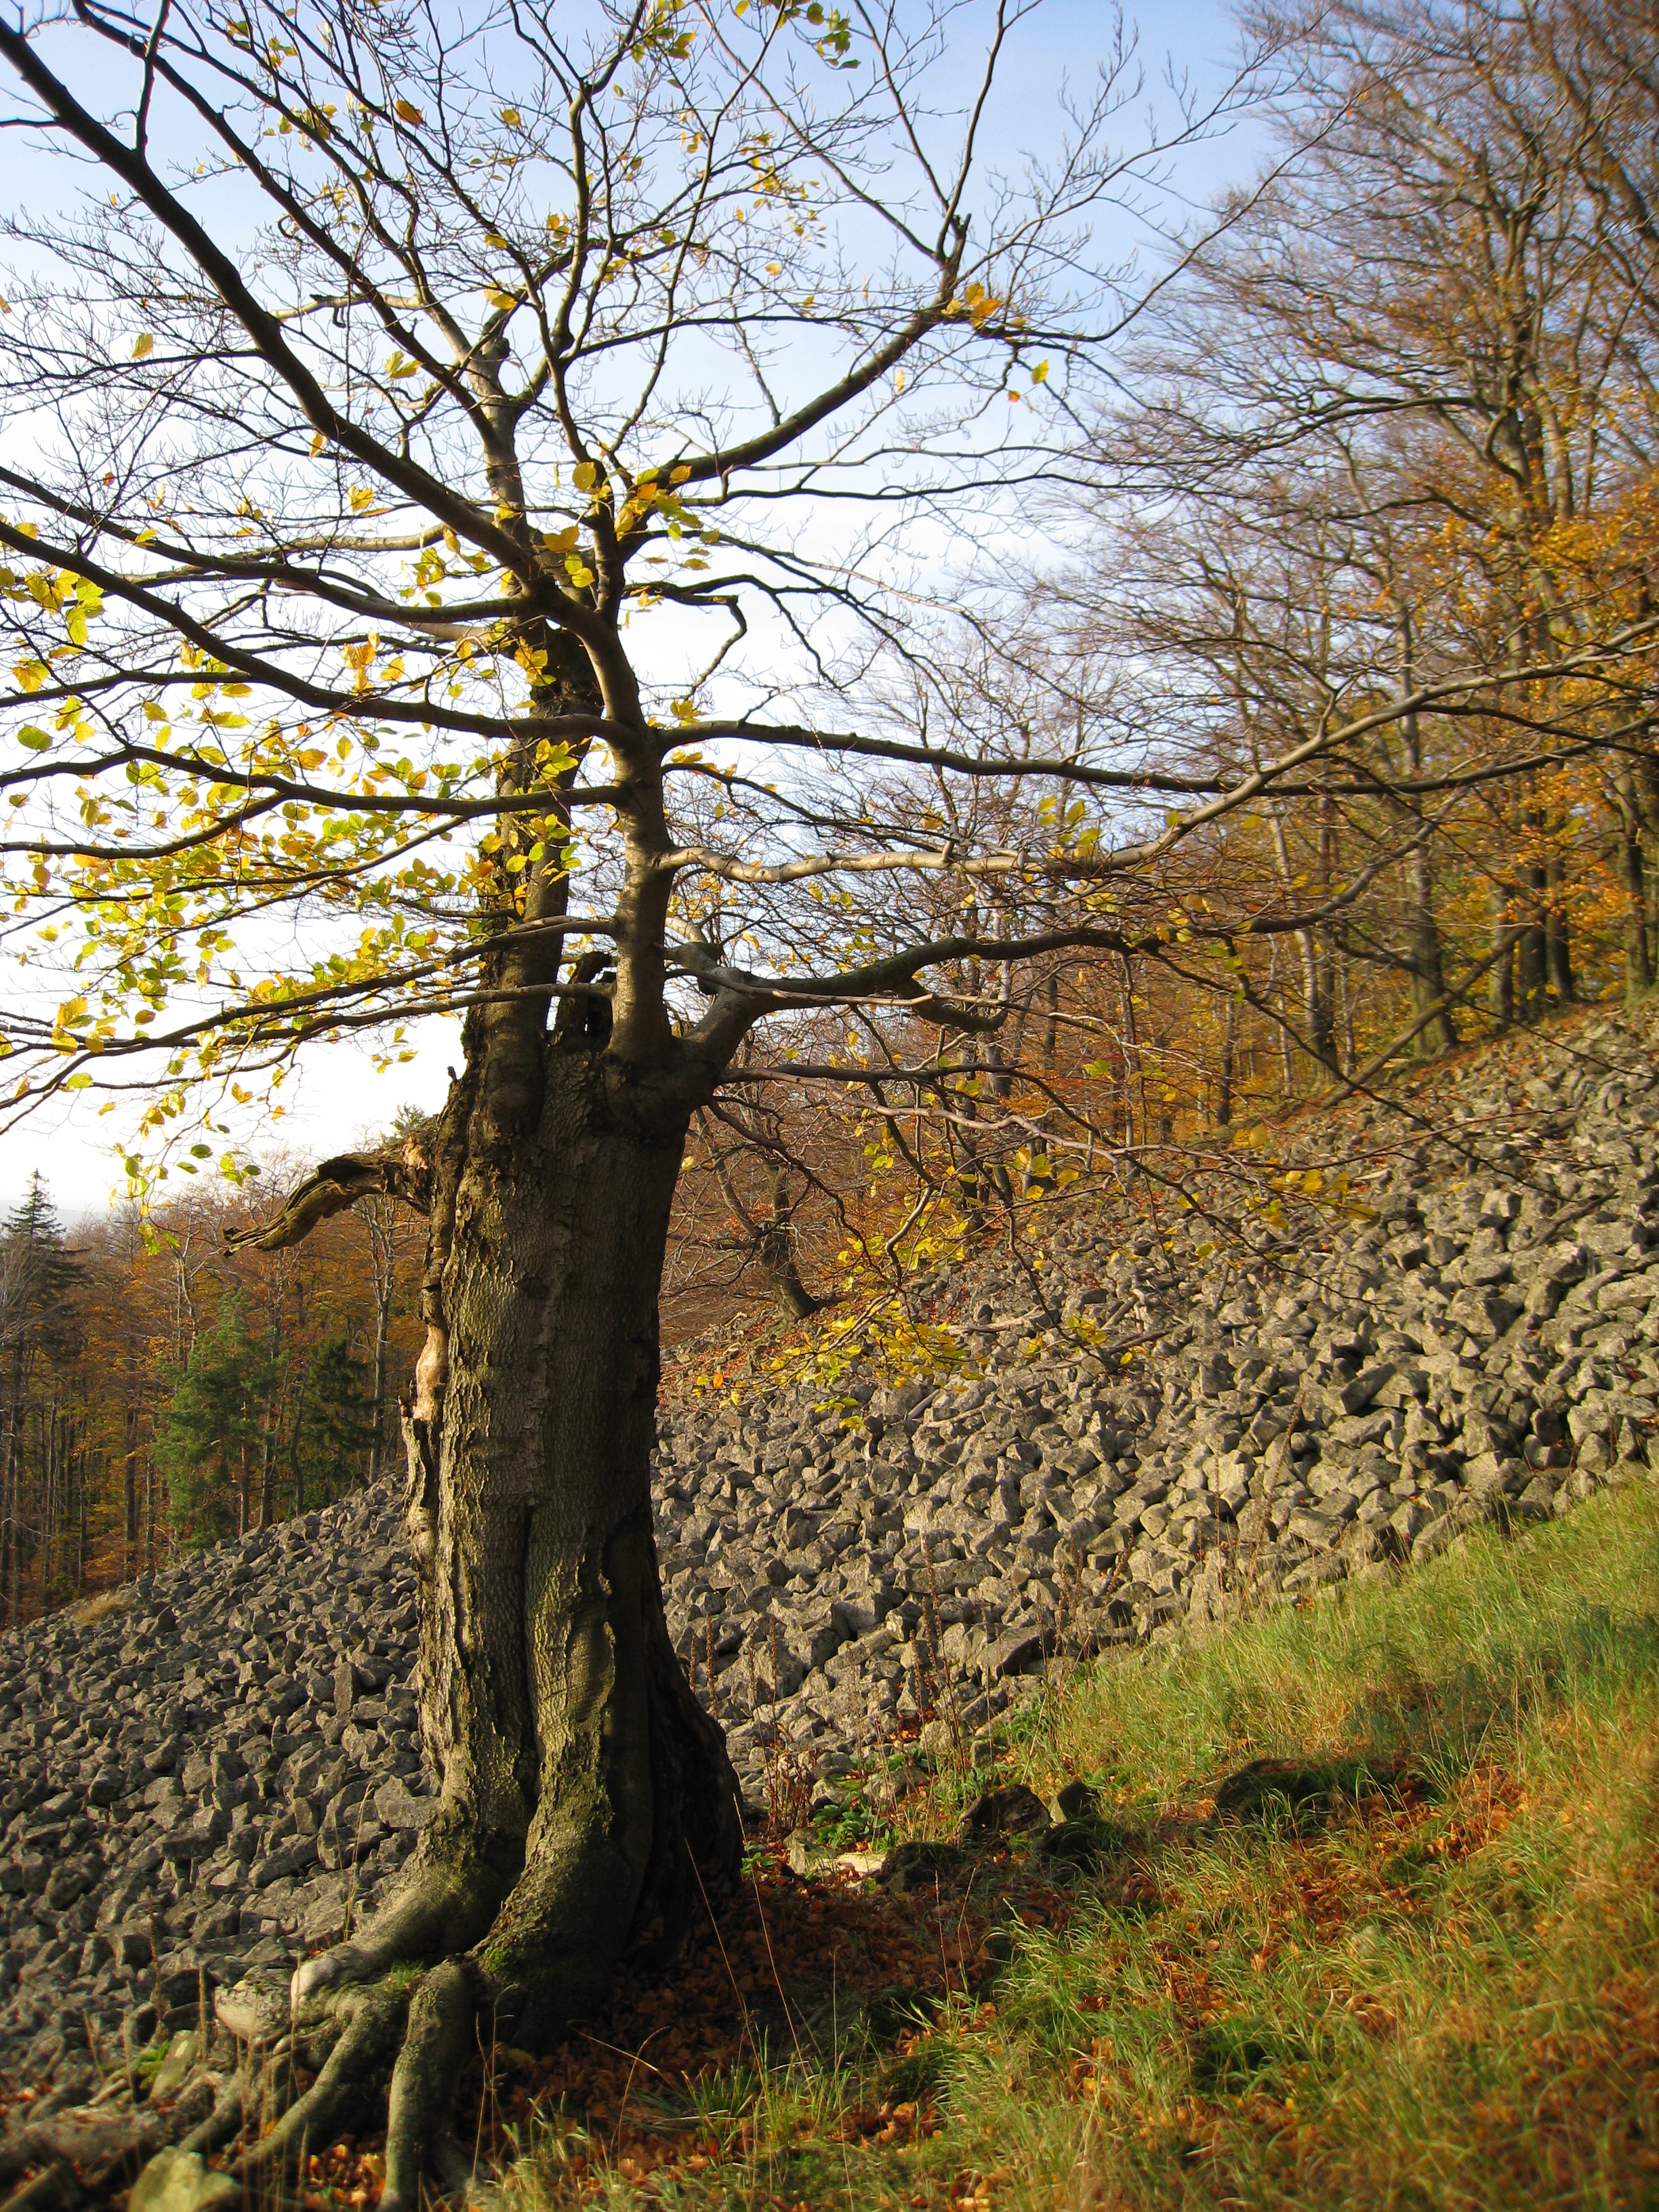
0, 1171, 423, 1622
3, 0, 1657, 1624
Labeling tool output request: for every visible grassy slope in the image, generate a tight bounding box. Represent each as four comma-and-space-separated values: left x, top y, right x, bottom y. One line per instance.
504, 1477, 1659, 2212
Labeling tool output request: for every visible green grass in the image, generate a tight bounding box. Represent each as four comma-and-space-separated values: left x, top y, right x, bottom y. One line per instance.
504, 1479, 1659, 2212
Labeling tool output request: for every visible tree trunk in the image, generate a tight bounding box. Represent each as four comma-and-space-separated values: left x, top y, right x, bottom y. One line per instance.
1214, 994, 1235, 1128
758, 1168, 819, 1322
1614, 769, 1653, 999
369, 1283, 392, 1488
289, 1368, 310, 1517
123, 1396, 140, 1583
703, 1120, 820, 1320
1517, 802, 1548, 1021
1544, 853, 1574, 1005
1395, 634, 1457, 1059
312, 1033, 741, 2076
1488, 886, 1516, 1030
1407, 853, 1457, 1054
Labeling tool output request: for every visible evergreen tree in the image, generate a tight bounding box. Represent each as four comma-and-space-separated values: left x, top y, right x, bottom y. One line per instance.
0, 1176, 85, 1622
154, 1296, 271, 1549
0, 1176, 84, 1365
291, 1330, 377, 1513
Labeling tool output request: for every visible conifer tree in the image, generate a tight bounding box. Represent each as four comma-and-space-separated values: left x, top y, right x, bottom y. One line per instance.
154, 1294, 272, 1547
0, 1178, 83, 1622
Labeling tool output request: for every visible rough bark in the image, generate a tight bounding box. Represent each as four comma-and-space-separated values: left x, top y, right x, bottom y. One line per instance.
1488, 884, 1517, 1030
207, 832, 746, 2207
1614, 766, 1654, 998
227, 988, 745, 2207
1544, 853, 1575, 1006
386, 1034, 742, 2037
366, 1215, 394, 1491
1214, 993, 1235, 1127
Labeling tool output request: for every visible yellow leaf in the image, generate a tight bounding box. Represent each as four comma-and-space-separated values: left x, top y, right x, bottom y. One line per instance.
132, 333, 154, 359
571, 461, 599, 491
500, 107, 521, 127
394, 98, 424, 123
1031, 359, 1049, 384
310, 431, 327, 455
485, 287, 518, 311
349, 486, 374, 512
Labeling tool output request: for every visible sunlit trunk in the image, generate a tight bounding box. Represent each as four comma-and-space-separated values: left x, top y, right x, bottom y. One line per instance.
388, 1019, 741, 2045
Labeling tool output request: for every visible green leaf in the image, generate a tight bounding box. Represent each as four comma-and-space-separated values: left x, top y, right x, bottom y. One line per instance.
17, 726, 49, 751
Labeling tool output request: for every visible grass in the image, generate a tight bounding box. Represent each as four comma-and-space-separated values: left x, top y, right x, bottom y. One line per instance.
495, 1477, 1659, 2212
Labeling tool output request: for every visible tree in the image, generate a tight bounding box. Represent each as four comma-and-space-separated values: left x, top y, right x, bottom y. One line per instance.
359, 1110, 430, 1488
0, 1176, 85, 1622
1063, 0, 1659, 1051
154, 1292, 273, 1546
7, 0, 1641, 2191
292, 1326, 380, 1509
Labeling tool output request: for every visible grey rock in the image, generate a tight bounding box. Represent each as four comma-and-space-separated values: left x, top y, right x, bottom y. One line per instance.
3, 1009, 1658, 2091
372, 1778, 438, 1833
129, 2148, 239, 2212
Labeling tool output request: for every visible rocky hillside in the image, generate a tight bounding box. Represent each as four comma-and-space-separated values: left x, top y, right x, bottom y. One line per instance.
1, 1006, 1655, 2107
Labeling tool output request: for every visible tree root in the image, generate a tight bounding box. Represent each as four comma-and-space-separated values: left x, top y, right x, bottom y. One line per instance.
382, 1959, 485, 2212
123, 1741, 738, 2207
243, 1976, 411, 2186
289, 1837, 508, 2011
175, 2072, 245, 2158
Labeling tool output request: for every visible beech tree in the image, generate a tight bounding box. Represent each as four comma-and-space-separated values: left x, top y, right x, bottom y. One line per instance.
0, 0, 1291, 2183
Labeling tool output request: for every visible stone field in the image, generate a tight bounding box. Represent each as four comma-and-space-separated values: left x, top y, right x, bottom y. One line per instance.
1, 1007, 1655, 2106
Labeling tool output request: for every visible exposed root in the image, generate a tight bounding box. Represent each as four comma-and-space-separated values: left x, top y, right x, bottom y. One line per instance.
176, 2072, 246, 2158
241, 1975, 410, 2186
433, 2127, 494, 2201
382, 1958, 485, 2212
290, 1828, 510, 2010
126, 1702, 740, 2208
